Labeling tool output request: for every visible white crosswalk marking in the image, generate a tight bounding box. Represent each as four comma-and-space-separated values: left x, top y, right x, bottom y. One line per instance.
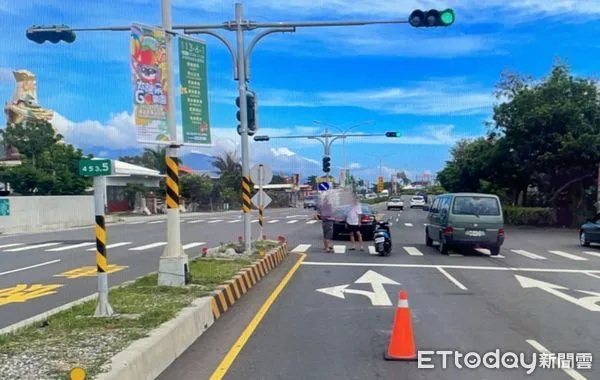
267, 220, 279, 224
46, 242, 96, 252
404, 223, 413, 227
148, 220, 165, 224
306, 220, 318, 224
0, 243, 24, 249
182, 242, 207, 250
86, 242, 132, 251
403, 247, 424, 256
333, 245, 346, 254
129, 242, 167, 251
548, 250, 588, 261
251, 220, 259, 223
4, 242, 61, 252
368, 246, 377, 255
475, 248, 505, 258
583, 251, 600, 258
287, 220, 298, 224
227, 219, 241, 223
208, 219, 223, 223
510, 249, 546, 260
449, 253, 464, 257
291, 244, 311, 253
126, 221, 147, 225
187, 220, 204, 224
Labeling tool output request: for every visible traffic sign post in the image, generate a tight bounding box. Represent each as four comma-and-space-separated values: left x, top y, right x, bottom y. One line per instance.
79, 159, 115, 317
319, 182, 330, 191
250, 164, 272, 240
377, 176, 384, 193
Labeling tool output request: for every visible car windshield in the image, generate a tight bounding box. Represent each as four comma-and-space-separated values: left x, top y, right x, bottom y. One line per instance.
452, 196, 501, 216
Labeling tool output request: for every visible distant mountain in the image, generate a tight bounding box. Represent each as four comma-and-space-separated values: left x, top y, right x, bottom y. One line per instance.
181, 151, 217, 172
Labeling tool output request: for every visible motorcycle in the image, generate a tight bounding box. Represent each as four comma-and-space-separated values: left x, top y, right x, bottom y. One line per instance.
373, 219, 392, 256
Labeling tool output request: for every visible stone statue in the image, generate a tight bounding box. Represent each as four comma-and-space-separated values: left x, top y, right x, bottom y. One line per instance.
2, 70, 57, 162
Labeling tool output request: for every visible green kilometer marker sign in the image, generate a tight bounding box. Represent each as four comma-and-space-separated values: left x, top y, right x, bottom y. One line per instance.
78, 159, 112, 177
179, 36, 211, 145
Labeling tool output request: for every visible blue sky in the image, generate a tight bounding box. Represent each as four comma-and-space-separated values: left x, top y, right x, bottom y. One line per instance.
1, 0, 600, 183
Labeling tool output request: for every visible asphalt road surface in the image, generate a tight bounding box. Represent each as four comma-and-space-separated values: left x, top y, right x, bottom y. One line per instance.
158, 196, 600, 380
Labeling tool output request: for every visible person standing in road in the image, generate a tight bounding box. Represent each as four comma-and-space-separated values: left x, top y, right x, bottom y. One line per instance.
346, 196, 364, 251
319, 192, 334, 253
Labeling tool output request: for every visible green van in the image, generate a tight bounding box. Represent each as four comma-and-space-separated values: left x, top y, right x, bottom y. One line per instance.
425, 193, 505, 255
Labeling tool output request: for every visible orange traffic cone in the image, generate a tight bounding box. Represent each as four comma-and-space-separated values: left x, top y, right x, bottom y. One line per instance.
384, 290, 417, 361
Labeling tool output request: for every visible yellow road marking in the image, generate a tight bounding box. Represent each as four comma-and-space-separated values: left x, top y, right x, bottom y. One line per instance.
0, 284, 63, 306
55, 264, 127, 279
209, 253, 306, 380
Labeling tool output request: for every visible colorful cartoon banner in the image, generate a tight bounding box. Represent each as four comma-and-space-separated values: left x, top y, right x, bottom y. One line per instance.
178, 36, 211, 145
131, 24, 171, 143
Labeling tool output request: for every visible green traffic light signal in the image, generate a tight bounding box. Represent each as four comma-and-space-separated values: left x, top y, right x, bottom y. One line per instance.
440, 9, 455, 26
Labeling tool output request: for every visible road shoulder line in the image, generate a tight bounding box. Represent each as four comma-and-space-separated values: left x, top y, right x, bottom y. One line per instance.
436, 266, 468, 290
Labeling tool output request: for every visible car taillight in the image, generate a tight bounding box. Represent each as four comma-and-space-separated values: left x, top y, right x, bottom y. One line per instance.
362, 215, 373, 223
498, 228, 505, 237
443, 226, 454, 235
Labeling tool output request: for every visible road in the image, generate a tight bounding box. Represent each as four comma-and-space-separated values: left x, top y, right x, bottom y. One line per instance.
157, 195, 600, 380
0, 208, 320, 329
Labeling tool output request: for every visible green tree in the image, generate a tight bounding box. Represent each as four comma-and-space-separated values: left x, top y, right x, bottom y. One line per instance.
2, 120, 61, 168
437, 138, 494, 193
119, 147, 168, 173
180, 174, 213, 206
306, 175, 318, 188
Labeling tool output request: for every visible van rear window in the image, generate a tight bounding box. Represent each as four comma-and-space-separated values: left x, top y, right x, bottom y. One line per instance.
452, 196, 500, 216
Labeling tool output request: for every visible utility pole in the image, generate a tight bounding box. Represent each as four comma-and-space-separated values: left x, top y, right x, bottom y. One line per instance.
27, 4, 455, 257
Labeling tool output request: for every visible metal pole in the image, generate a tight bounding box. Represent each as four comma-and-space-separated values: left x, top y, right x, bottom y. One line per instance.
258, 165, 264, 239
236, 2, 252, 254
158, 0, 188, 286
94, 176, 114, 317
597, 164, 600, 213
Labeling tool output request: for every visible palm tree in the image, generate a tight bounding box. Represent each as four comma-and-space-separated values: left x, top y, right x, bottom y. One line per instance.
212, 151, 241, 175
142, 147, 168, 174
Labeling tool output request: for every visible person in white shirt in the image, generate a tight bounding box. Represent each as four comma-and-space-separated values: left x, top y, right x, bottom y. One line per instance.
346, 196, 364, 251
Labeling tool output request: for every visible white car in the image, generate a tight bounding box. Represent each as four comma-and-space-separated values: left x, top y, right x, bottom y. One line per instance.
410, 196, 426, 208
387, 197, 404, 210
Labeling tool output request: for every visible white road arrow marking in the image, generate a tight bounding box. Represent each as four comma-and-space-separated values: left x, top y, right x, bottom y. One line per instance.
515, 275, 600, 312
316, 270, 400, 306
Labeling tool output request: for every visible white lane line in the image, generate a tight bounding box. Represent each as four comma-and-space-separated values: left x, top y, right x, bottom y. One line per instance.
368, 246, 377, 255
46, 242, 96, 252
449, 253, 464, 257
548, 250, 588, 261
129, 242, 167, 251
287, 220, 299, 224
208, 219, 224, 223
300, 261, 600, 274
291, 244, 311, 253
182, 242, 207, 250
251, 220, 259, 223
227, 219, 241, 223
86, 242, 132, 251
526, 339, 587, 380
267, 220, 279, 224
475, 248, 505, 258
0, 243, 24, 249
403, 247, 424, 256
0, 259, 61, 276
437, 267, 468, 290
4, 242, 61, 252
333, 245, 346, 254
583, 251, 600, 258
148, 220, 165, 224
126, 221, 146, 225
306, 220, 319, 224
404, 223, 413, 227
511, 249, 546, 260
395, 218, 399, 223
187, 220, 204, 224
584, 272, 600, 279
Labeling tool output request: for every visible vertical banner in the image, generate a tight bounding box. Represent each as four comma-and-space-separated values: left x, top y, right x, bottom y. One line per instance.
178, 36, 211, 145
131, 24, 171, 143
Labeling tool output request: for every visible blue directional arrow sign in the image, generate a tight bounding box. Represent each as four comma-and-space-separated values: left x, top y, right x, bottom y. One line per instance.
319, 182, 330, 191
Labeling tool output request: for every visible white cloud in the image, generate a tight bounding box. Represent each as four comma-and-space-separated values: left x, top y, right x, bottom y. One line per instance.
52, 112, 139, 150
271, 147, 296, 157
349, 162, 361, 169
0, 67, 14, 84
213, 77, 496, 116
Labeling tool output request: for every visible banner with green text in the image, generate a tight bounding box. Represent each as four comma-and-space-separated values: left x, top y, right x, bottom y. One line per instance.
178, 36, 211, 145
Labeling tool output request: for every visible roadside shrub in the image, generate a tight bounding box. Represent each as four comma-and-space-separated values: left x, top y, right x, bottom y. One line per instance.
503, 206, 557, 226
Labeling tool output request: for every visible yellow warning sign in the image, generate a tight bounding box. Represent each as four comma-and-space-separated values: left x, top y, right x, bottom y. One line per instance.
70, 367, 86, 380
0, 284, 63, 306
55, 264, 127, 280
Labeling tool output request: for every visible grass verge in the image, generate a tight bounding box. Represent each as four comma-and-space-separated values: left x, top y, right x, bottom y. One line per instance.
0, 256, 253, 380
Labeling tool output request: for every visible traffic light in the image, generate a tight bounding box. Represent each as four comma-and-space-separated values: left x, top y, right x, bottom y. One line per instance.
322, 156, 331, 173
409, 9, 455, 28
26, 25, 76, 44
253, 135, 270, 142
385, 131, 400, 138
236, 93, 258, 136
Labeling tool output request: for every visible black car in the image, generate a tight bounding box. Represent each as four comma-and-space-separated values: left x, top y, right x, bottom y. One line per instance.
331, 203, 377, 241
580, 214, 600, 247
